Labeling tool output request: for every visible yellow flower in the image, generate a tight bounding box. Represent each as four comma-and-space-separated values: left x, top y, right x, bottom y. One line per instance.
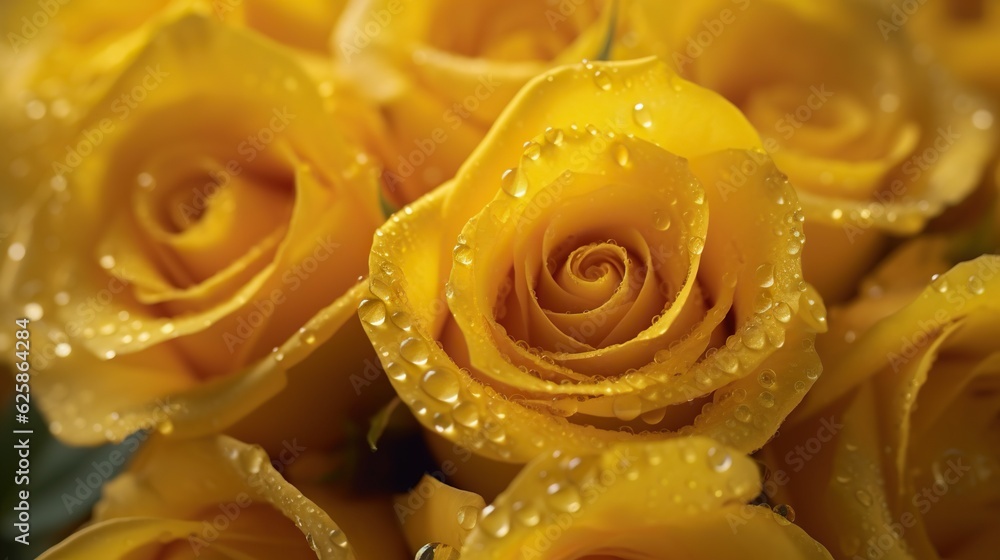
0, 14, 389, 448
398, 437, 832, 559
901, 0, 1000, 98
37, 435, 407, 560
633, 0, 997, 300
361, 57, 828, 465
333, 0, 635, 204
759, 247, 1000, 559
0, 0, 373, 224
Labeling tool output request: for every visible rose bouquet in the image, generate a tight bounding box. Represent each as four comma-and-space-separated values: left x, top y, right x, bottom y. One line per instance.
2, 1, 998, 559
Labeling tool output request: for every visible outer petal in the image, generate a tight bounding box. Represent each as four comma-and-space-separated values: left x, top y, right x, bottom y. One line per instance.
457, 437, 831, 559
38, 436, 367, 560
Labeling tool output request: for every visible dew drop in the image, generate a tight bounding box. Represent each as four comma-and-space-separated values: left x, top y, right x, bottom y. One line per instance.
544, 127, 564, 145
432, 412, 454, 433
594, 70, 612, 91
758, 391, 775, 408
523, 142, 542, 161
707, 446, 733, 472
688, 236, 704, 255
653, 210, 671, 231
758, 369, 776, 388
755, 263, 775, 288
614, 143, 630, 167
453, 243, 474, 266
547, 483, 582, 513
456, 505, 480, 531
329, 528, 349, 548
641, 407, 666, 425
400, 338, 430, 365
421, 369, 460, 403
513, 502, 541, 526
390, 311, 413, 331
633, 103, 653, 128
734, 404, 752, 423
771, 302, 792, 323
612, 394, 643, 421
772, 503, 795, 523
452, 401, 480, 427
369, 277, 393, 300
359, 299, 387, 326
501, 168, 525, 197
479, 506, 510, 538
968, 275, 985, 295
742, 326, 766, 350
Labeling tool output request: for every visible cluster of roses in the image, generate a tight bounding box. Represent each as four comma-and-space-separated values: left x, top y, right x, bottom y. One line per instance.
2, 1, 999, 559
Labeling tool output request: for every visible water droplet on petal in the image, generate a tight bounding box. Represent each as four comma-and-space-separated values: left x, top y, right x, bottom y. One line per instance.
688, 236, 704, 255
421, 369, 460, 403
707, 446, 732, 472
968, 275, 985, 295
501, 168, 525, 197
612, 394, 643, 421
614, 143, 630, 167
523, 142, 541, 161
359, 299, 387, 326
755, 263, 775, 288
456, 505, 480, 530
479, 506, 510, 538
453, 243, 473, 265
594, 70, 612, 91
633, 103, 653, 128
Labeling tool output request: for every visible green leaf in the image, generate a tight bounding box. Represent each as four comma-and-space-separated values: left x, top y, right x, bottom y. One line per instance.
595, 0, 620, 61
367, 396, 402, 451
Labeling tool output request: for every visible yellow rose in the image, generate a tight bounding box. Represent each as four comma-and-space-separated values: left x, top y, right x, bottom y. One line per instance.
332, 0, 636, 205
758, 247, 1000, 559
37, 435, 407, 559
633, 0, 997, 301
360, 57, 828, 466
0, 14, 391, 449
397, 437, 832, 559
900, 0, 1000, 98
0, 0, 370, 220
